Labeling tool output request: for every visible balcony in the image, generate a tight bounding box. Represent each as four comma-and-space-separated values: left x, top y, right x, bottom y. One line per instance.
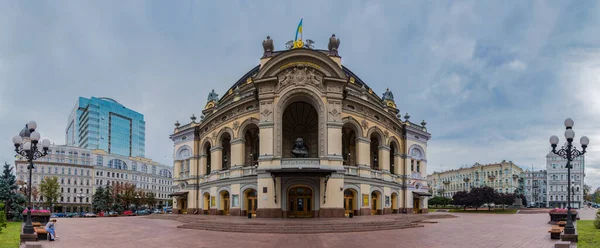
488, 175, 496, 180
443, 180, 451, 184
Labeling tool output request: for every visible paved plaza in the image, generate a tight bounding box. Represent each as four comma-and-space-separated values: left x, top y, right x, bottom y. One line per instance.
26, 208, 597, 248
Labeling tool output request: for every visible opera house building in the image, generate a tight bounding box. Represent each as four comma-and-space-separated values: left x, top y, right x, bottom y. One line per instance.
169, 34, 431, 218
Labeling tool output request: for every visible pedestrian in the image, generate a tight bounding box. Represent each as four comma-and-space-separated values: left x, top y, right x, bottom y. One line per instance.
45, 219, 59, 241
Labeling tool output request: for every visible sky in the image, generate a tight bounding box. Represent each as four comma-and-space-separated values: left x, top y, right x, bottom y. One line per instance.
1, 1, 600, 189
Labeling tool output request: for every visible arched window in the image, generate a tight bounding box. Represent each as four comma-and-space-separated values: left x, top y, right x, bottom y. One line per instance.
108, 159, 128, 170
132, 162, 137, 171
141, 164, 148, 173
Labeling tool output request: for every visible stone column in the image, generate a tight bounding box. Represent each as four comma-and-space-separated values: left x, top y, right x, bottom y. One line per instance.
230, 138, 245, 167
327, 123, 343, 159
378, 145, 390, 172
189, 157, 199, 176
393, 153, 402, 175
210, 147, 223, 171
356, 137, 370, 166
199, 155, 207, 175
174, 160, 182, 177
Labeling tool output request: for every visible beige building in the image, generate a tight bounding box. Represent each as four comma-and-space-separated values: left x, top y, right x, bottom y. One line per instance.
427, 161, 524, 198
169, 34, 432, 218
15, 144, 174, 213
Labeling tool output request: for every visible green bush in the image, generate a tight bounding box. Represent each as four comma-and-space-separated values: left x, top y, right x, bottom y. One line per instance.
594, 209, 600, 229
0, 202, 7, 232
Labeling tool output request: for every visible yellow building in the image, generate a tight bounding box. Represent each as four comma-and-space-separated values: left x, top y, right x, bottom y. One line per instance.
169, 33, 431, 217
427, 161, 524, 198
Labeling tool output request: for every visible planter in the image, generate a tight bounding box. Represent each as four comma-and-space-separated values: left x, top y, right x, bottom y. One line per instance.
23, 212, 51, 224
548, 213, 578, 224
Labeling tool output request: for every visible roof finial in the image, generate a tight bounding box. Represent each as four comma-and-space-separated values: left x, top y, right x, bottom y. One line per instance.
404, 113, 410, 121
174, 121, 180, 127
191, 114, 197, 123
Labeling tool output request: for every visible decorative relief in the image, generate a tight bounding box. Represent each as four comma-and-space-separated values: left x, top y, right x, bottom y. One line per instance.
259, 84, 274, 93
277, 66, 323, 92
260, 101, 274, 122
327, 85, 343, 93
233, 121, 240, 131
361, 119, 369, 130
212, 131, 217, 141
384, 130, 389, 139
328, 101, 342, 122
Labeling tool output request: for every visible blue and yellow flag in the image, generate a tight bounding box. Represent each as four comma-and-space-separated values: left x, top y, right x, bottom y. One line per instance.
293, 18, 304, 49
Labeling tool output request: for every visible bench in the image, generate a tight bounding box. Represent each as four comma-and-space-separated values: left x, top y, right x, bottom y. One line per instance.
548, 225, 564, 240
32, 222, 42, 227
557, 221, 567, 227
34, 227, 48, 241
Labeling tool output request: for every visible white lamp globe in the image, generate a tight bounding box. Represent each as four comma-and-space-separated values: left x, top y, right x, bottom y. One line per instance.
30, 131, 41, 142
41, 139, 51, 148
23, 141, 31, 151
565, 129, 575, 140
27, 121, 37, 131
580, 136, 590, 146
12, 135, 23, 145
549, 135, 559, 145
564, 118, 574, 128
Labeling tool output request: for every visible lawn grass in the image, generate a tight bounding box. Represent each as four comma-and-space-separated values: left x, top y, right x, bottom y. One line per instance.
448, 209, 518, 214
577, 220, 600, 248
428, 209, 436, 212
0, 222, 21, 248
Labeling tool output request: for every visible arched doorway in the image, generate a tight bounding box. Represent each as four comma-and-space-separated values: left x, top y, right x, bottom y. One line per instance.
391, 193, 398, 213
288, 186, 313, 218
244, 189, 257, 216
220, 191, 230, 215
370, 133, 381, 170
243, 123, 259, 166
282, 102, 318, 158
343, 189, 357, 216
203, 193, 210, 214
342, 123, 358, 166
371, 191, 381, 215
221, 133, 231, 170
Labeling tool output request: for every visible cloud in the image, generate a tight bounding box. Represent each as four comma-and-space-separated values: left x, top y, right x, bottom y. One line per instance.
1, 1, 600, 189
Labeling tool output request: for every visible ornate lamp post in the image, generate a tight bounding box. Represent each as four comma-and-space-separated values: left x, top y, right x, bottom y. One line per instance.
549, 118, 589, 235
12, 121, 50, 236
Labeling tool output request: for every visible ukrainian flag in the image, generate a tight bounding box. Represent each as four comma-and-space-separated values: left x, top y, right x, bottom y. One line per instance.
295, 18, 303, 42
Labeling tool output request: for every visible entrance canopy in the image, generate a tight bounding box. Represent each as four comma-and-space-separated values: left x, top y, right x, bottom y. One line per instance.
412, 191, 432, 197
265, 168, 337, 177
169, 191, 189, 197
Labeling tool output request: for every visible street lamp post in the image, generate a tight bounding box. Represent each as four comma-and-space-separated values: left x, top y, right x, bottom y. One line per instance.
549, 118, 589, 236
12, 121, 50, 236
77, 190, 85, 217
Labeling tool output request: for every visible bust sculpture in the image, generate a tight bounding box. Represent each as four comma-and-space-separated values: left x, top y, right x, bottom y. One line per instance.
291, 138, 309, 158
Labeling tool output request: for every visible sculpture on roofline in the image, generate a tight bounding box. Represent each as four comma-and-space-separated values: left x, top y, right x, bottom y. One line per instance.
262, 36, 274, 57
328, 34, 340, 56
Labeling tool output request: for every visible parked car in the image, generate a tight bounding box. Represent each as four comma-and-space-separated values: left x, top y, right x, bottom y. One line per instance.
108, 211, 118, 217
152, 209, 161, 214
123, 210, 136, 216
135, 209, 149, 215
84, 213, 97, 218
165, 208, 173, 214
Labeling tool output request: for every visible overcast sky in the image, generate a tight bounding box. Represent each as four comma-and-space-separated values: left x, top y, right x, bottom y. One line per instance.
1, 1, 599, 188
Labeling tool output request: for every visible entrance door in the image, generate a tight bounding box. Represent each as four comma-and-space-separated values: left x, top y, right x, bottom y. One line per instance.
371, 192, 379, 215
413, 198, 420, 214
343, 189, 355, 215
221, 192, 230, 215
181, 199, 188, 214
246, 190, 257, 215
288, 186, 313, 218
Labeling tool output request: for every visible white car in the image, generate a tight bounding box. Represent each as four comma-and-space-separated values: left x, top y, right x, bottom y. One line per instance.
84, 213, 97, 218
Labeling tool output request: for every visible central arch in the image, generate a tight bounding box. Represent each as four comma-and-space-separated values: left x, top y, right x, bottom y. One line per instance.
287, 185, 314, 218
282, 101, 318, 158
275, 87, 326, 158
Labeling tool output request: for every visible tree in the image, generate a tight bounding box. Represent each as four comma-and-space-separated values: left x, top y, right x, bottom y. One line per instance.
0, 163, 21, 221
584, 184, 592, 197
31, 186, 39, 208
520, 194, 528, 207
594, 209, 600, 229
145, 192, 156, 210
39, 176, 60, 209
452, 191, 470, 210
120, 183, 137, 210
92, 186, 107, 212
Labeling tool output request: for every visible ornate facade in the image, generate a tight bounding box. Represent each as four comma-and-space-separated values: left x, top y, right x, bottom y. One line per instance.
170, 34, 431, 217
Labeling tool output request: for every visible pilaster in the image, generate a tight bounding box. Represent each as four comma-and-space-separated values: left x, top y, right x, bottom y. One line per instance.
379, 145, 390, 172
231, 138, 246, 166
210, 146, 223, 171
356, 137, 370, 166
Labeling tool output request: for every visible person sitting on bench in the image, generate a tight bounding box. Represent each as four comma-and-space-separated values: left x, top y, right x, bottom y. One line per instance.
45, 219, 59, 241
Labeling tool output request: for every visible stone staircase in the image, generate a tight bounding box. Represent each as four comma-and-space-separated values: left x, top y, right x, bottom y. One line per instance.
175, 214, 455, 234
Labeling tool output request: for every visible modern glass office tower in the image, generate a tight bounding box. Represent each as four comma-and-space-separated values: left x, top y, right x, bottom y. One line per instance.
66, 97, 146, 157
